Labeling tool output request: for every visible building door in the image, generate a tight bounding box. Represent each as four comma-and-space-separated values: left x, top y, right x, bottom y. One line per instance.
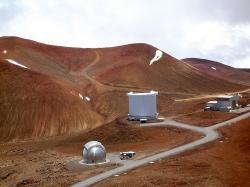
232, 100, 236, 109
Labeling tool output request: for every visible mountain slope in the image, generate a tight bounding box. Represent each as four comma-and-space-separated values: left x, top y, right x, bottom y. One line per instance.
0, 60, 103, 141
0, 36, 247, 141
238, 68, 250, 73
183, 58, 250, 86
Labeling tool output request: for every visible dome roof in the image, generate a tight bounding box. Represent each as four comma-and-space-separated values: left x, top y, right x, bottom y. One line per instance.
83, 141, 106, 164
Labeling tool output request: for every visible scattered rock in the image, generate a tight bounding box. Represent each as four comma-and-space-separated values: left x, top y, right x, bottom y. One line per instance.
16, 179, 35, 187
0, 169, 14, 180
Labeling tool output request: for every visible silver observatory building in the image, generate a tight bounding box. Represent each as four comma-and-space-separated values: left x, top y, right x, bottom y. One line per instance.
127, 90, 158, 120
82, 141, 106, 164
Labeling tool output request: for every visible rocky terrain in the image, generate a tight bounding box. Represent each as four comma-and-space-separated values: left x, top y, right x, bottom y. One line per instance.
0, 36, 250, 187
183, 58, 250, 86
0, 36, 246, 141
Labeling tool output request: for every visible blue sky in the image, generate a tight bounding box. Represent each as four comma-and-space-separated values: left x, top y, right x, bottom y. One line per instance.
1, 0, 250, 68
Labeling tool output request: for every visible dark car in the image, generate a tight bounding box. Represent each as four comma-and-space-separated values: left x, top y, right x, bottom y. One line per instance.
119, 151, 136, 160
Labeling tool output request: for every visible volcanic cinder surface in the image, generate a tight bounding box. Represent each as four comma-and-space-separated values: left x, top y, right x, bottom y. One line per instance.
0, 36, 247, 142
238, 68, 250, 73
95, 117, 250, 187
183, 58, 250, 86
1, 36, 250, 187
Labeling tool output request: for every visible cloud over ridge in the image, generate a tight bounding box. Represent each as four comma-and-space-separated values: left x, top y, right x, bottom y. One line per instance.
0, 0, 250, 68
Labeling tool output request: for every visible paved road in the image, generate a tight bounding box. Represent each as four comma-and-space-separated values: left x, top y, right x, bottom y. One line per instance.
71, 112, 250, 187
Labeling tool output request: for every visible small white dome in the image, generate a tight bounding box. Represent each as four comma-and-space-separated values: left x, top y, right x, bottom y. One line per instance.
82, 141, 106, 164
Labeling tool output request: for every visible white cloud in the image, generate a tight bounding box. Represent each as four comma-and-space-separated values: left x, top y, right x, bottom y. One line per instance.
180, 22, 234, 53
231, 56, 250, 68
180, 21, 250, 68
0, 0, 250, 68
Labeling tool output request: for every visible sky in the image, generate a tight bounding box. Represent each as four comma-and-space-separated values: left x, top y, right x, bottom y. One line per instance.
0, 0, 250, 68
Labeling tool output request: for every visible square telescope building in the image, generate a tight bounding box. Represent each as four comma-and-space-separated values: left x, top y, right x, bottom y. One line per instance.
127, 91, 158, 120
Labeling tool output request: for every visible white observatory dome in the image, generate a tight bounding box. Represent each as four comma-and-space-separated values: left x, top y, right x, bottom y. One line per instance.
82, 141, 106, 164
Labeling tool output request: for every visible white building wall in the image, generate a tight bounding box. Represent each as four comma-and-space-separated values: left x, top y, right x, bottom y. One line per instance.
217, 101, 231, 108
127, 91, 158, 119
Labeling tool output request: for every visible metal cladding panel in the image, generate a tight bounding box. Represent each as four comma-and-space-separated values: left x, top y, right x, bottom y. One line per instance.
84, 141, 103, 150
83, 141, 106, 164
128, 93, 157, 117
87, 147, 106, 163
217, 101, 231, 108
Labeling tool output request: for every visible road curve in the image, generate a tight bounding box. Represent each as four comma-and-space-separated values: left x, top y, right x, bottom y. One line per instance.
71, 112, 250, 187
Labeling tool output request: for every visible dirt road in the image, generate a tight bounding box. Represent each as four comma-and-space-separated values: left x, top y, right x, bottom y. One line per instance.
71, 112, 250, 187
174, 88, 250, 102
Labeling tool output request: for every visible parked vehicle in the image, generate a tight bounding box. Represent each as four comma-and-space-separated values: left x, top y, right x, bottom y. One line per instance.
119, 151, 136, 160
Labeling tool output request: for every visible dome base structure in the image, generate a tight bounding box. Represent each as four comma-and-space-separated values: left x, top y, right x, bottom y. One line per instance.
128, 113, 159, 121
79, 159, 110, 166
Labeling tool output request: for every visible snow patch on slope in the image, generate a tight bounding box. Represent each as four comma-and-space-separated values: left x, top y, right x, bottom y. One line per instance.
79, 93, 91, 101
79, 93, 84, 100
149, 50, 163, 65
211, 66, 217, 70
85, 96, 91, 101
5, 59, 28, 69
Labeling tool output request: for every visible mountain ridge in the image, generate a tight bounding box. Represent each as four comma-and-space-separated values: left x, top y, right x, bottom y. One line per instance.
0, 36, 247, 142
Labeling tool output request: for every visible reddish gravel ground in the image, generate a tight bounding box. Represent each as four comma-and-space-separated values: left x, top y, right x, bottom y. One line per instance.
94, 117, 250, 187
0, 118, 200, 187
0, 36, 247, 142
174, 111, 238, 127
0, 36, 250, 187
183, 58, 250, 86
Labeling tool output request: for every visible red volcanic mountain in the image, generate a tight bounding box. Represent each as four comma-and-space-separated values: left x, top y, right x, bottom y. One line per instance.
238, 68, 250, 73
0, 37, 246, 141
183, 58, 250, 86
